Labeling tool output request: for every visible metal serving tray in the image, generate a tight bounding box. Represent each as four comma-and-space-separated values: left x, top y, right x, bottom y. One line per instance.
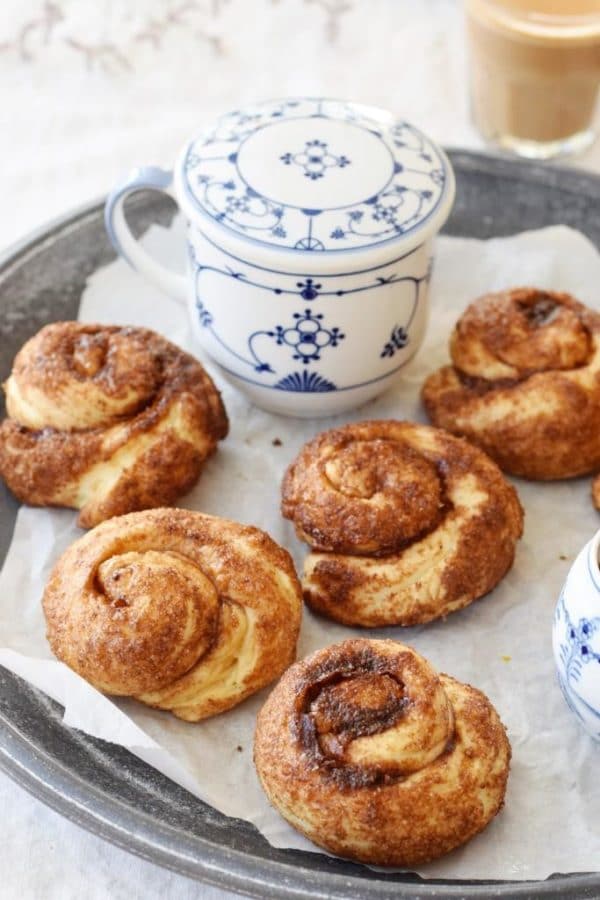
1, 151, 599, 899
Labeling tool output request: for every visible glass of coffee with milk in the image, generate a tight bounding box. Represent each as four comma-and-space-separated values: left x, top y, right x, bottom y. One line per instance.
466, 0, 600, 159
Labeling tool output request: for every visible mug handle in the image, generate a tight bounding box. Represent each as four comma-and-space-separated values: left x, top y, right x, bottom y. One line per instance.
104, 166, 188, 303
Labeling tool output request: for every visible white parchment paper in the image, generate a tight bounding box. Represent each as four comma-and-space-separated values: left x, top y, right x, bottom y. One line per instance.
1, 221, 599, 880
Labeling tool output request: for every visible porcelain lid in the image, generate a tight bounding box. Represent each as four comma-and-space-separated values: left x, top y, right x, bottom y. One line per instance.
178, 98, 454, 257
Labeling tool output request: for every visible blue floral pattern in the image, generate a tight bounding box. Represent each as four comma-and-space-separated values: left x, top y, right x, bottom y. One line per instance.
274, 370, 337, 392
270, 309, 345, 363
196, 293, 344, 374
280, 139, 350, 180
381, 324, 409, 358
555, 590, 600, 738
556, 597, 600, 679
189, 237, 429, 393
181, 98, 450, 253
195, 299, 213, 327
190, 239, 429, 390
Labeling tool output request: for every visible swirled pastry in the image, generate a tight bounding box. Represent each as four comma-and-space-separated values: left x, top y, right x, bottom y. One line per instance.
422, 288, 600, 480
282, 420, 523, 626
254, 638, 511, 866
42, 508, 302, 721
0, 322, 228, 527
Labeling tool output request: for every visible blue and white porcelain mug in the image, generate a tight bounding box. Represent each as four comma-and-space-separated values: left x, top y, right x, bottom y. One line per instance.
553, 528, 600, 741
105, 98, 455, 417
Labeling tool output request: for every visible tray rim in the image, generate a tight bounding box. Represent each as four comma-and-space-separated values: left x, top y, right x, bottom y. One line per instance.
2, 149, 600, 899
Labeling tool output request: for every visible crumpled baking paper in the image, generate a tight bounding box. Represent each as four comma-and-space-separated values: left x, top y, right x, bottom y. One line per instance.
1, 220, 599, 880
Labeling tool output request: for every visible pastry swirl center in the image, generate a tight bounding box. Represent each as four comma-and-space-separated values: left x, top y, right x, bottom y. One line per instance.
325, 439, 440, 505
450, 288, 593, 380
314, 438, 443, 553
6, 325, 165, 431
91, 549, 220, 693
72, 333, 109, 378
311, 673, 408, 759
293, 644, 454, 788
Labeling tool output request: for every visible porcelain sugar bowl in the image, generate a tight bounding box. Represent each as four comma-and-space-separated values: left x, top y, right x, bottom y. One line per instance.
105, 98, 455, 417
553, 528, 600, 741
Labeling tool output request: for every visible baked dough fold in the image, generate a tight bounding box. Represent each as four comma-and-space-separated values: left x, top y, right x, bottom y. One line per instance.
254, 638, 511, 866
282, 420, 523, 626
42, 507, 302, 721
0, 322, 228, 526
422, 288, 600, 480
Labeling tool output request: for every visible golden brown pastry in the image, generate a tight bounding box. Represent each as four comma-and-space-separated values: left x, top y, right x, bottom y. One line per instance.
593, 474, 600, 511
254, 638, 511, 866
422, 288, 600, 480
0, 322, 228, 527
42, 507, 302, 721
282, 420, 523, 627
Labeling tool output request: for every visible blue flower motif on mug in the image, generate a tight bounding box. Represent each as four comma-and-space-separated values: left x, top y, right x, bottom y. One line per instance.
225, 194, 251, 215
280, 139, 351, 181
274, 370, 337, 392
565, 615, 600, 680
380, 325, 410, 358
271, 309, 345, 364
196, 299, 213, 327
555, 589, 600, 738
296, 278, 322, 300
183, 102, 449, 253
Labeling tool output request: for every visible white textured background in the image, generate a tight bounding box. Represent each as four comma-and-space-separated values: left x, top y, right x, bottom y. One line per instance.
1, 1, 600, 898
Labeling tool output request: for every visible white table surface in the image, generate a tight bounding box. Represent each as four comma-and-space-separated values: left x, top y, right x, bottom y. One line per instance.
1, 1, 599, 897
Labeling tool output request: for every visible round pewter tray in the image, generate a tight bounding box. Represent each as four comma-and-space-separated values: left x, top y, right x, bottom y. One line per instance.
1, 150, 599, 899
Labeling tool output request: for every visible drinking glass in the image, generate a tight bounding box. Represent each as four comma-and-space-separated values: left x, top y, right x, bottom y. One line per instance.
466, 0, 600, 159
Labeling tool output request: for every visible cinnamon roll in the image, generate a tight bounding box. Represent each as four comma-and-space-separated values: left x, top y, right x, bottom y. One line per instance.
422, 288, 600, 480
254, 638, 511, 866
282, 420, 523, 627
42, 507, 302, 721
0, 322, 228, 527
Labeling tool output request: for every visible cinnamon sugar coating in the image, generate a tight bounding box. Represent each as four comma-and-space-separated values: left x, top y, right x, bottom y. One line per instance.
254, 639, 511, 866
422, 288, 600, 481
282, 420, 523, 627
43, 508, 302, 721
0, 322, 228, 526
